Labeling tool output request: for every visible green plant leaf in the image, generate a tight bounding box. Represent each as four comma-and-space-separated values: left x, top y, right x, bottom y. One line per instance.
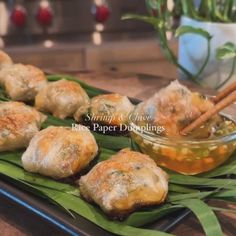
169, 173, 236, 189
168, 184, 198, 194
98, 148, 116, 162
0, 151, 23, 166
175, 25, 212, 40
212, 189, 236, 199
0, 160, 78, 195
215, 42, 236, 89
168, 191, 213, 202
216, 42, 236, 60
124, 204, 182, 227
181, 0, 204, 20
0, 160, 173, 236
122, 14, 164, 29
177, 199, 222, 236
93, 132, 130, 150
1, 72, 236, 235
39, 186, 173, 236
0, 86, 9, 101
130, 138, 142, 152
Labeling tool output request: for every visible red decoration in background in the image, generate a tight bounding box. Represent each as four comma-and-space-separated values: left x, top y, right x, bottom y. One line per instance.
11, 5, 27, 27
94, 5, 110, 23
36, 2, 53, 26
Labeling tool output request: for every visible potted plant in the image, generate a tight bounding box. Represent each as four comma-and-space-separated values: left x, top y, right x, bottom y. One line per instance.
123, 0, 236, 89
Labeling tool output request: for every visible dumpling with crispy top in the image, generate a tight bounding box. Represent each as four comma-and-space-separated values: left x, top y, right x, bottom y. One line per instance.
0, 51, 13, 71
0, 101, 46, 152
35, 79, 90, 119
134, 80, 214, 137
75, 93, 134, 126
22, 126, 98, 179
79, 149, 168, 218
0, 64, 47, 101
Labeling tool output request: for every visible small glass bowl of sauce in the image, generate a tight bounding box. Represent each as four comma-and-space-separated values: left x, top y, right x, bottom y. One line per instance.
129, 103, 236, 175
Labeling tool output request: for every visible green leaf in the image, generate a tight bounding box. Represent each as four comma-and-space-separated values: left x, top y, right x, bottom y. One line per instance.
146, 0, 159, 11
98, 148, 116, 162
2, 72, 236, 235
38, 186, 173, 236
93, 132, 130, 150
181, 0, 204, 20
0, 161, 78, 194
124, 204, 182, 227
212, 189, 236, 199
130, 139, 142, 152
175, 25, 212, 40
216, 42, 236, 60
0, 151, 23, 166
0, 160, 173, 236
0, 86, 9, 101
122, 14, 164, 29
198, 0, 209, 18
169, 184, 198, 194
177, 199, 222, 236
169, 173, 236, 189
168, 191, 213, 202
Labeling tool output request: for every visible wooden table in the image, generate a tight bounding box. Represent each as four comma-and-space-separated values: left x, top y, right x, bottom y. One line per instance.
0, 71, 235, 236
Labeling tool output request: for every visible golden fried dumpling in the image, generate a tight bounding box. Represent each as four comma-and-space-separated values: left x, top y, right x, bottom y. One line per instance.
79, 149, 168, 218
0, 101, 46, 152
22, 126, 98, 179
0, 64, 47, 101
35, 79, 90, 119
75, 94, 134, 126
0, 51, 13, 71
134, 80, 214, 137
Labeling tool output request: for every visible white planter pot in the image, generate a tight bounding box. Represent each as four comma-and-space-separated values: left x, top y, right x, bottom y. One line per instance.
178, 16, 236, 89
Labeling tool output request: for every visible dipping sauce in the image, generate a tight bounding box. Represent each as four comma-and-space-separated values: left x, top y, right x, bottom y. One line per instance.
129, 81, 236, 175
131, 117, 236, 174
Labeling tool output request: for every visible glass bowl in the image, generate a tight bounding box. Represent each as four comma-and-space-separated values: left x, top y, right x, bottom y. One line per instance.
129, 103, 236, 175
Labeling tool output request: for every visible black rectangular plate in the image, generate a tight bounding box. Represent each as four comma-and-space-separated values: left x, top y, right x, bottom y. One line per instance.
0, 75, 191, 235
0, 178, 190, 236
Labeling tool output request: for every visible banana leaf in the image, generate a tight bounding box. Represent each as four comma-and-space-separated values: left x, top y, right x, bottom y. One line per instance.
123, 204, 183, 227
168, 184, 198, 194
0, 151, 23, 166
176, 199, 222, 236
1, 74, 236, 235
0, 158, 172, 236
169, 174, 236, 189
0, 161, 78, 195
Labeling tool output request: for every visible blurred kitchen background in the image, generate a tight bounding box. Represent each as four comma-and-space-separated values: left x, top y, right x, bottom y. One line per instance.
0, 0, 177, 78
